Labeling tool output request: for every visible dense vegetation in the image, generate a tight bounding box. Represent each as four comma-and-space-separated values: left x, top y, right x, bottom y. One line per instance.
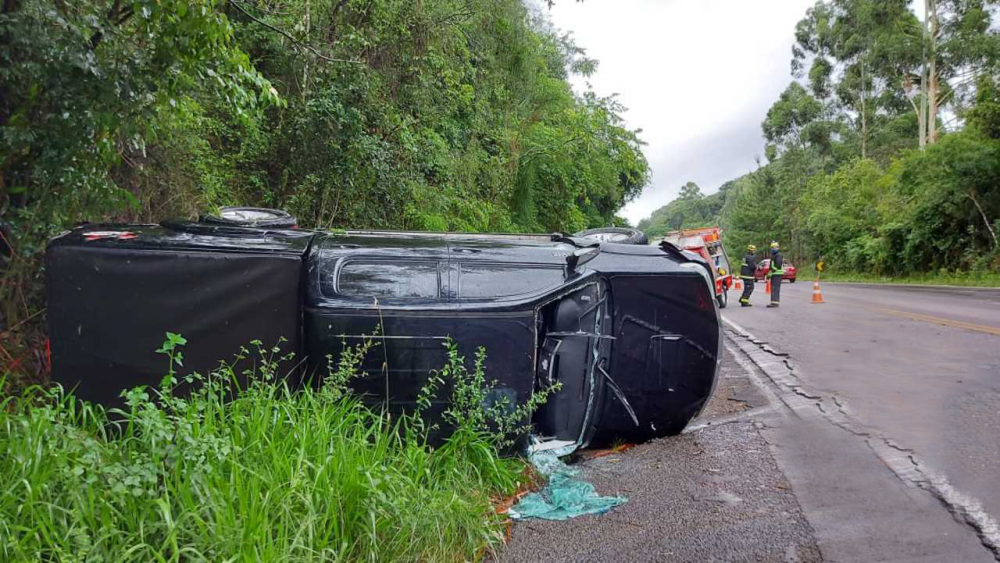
639, 0, 1000, 278
0, 0, 649, 380
1, 336, 536, 561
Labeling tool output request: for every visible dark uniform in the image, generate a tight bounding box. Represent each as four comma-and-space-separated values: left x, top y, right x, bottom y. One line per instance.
739, 251, 758, 306
768, 249, 784, 306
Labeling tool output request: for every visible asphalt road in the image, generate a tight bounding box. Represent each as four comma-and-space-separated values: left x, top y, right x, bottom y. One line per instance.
724, 280, 1000, 560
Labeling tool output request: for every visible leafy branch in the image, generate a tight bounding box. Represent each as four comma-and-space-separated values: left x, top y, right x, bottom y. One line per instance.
227, 0, 363, 64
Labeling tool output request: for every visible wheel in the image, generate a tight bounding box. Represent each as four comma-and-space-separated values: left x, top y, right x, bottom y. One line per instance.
573, 227, 648, 245
788, 278, 796, 283
199, 207, 298, 229
717, 288, 728, 309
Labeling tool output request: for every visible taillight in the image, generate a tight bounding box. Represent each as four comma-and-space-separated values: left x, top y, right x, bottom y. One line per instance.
680, 263, 716, 311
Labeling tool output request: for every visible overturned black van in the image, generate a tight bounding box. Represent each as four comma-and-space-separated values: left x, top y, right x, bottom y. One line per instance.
46, 217, 721, 447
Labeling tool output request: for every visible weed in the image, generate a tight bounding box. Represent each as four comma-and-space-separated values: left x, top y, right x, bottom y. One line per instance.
437, 340, 560, 449
0, 333, 537, 562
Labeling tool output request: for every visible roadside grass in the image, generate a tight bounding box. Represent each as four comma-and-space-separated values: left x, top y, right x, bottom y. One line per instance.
0, 337, 533, 562
801, 265, 1000, 288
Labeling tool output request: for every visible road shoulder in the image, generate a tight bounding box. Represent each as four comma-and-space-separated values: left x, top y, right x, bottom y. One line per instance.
498, 352, 822, 563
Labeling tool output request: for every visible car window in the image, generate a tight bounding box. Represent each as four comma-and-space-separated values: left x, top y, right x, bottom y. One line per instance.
458, 264, 563, 299
715, 252, 730, 273
338, 261, 440, 299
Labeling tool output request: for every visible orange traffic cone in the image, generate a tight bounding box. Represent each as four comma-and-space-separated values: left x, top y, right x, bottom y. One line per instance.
765, 277, 771, 294
811, 280, 825, 304
735, 278, 743, 290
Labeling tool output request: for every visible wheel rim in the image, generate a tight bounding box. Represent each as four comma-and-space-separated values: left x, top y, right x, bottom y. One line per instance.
220, 208, 283, 222
586, 232, 630, 242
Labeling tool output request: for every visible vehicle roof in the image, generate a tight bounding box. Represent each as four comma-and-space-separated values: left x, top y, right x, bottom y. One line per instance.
315, 232, 578, 266
49, 222, 314, 254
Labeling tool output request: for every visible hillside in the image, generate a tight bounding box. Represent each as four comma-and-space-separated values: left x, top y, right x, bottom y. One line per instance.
636, 181, 730, 240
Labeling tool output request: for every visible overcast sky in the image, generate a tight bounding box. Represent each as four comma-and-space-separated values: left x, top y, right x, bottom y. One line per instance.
540, 0, 818, 225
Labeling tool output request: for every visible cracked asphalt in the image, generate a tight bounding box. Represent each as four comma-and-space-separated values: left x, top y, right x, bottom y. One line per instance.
726, 281, 1000, 525
499, 284, 1000, 562
728, 281, 1000, 561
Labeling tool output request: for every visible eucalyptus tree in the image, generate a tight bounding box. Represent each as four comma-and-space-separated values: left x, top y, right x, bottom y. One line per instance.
922, 0, 1000, 141
792, 0, 922, 157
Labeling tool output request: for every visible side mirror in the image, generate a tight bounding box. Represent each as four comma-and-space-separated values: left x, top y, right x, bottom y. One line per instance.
566, 245, 601, 274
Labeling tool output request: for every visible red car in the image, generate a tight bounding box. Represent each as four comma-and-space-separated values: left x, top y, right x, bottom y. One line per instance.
755, 259, 797, 283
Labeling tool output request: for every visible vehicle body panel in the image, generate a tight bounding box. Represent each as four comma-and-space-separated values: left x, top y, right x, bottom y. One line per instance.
46, 223, 312, 407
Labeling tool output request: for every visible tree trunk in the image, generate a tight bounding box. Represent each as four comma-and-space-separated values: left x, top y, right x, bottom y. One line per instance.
970, 190, 998, 250
302, 0, 311, 100
917, 92, 927, 149
860, 59, 868, 159
918, 0, 928, 150
926, 0, 939, 144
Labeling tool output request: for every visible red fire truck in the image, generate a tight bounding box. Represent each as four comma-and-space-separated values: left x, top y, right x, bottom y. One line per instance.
660, 227, 733, 308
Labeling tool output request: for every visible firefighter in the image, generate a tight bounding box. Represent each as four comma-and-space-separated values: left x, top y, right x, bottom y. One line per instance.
767, 241, 784, 308
739, 244, 758, 306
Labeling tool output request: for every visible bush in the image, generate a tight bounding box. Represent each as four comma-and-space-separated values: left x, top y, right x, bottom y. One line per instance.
0, 335, 533, 562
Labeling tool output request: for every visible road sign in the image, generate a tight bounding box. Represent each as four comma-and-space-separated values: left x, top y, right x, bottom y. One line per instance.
816, 260, 824, 273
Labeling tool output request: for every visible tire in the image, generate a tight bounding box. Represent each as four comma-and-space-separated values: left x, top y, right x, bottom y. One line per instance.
717, 287, 728, 309
199, 207, 298, 229
573, 227, 648, 245
788, 278, 796, 283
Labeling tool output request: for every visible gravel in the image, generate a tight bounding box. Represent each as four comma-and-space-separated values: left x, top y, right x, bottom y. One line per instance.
496, 354, 822, 563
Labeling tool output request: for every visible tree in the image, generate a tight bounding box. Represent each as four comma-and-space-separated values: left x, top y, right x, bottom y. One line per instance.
0, 0, 275, 226
678, 181, 703, 201
793, 0, 922, 157
921, 0, 1000, 142
762, 83, 828, 159
966, 74, 1000, 139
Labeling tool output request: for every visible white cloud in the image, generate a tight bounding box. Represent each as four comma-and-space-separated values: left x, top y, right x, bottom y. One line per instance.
543, 0, 817, 225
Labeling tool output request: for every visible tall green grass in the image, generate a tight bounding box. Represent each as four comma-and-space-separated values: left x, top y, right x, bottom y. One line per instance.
0, 337, 529, 562
800, 265, 1000, 288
